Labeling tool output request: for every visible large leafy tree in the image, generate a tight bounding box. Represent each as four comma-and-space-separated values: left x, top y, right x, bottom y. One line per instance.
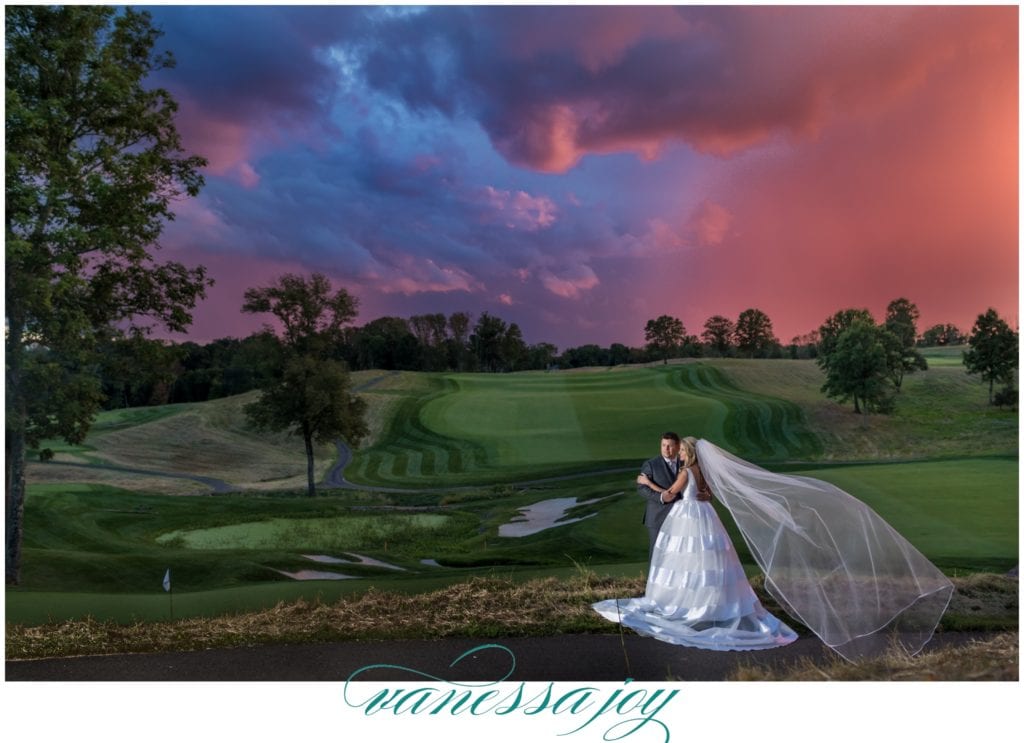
701, 315, 735, 356
883, 298, 927, 390
820, 320, 897, 414
963, 308, 1018, 404
644, 315, 685, 364
816, 308, 874, 371
733, 308, 778, 358
242, 273, 368, 497
5, 7, 210, 583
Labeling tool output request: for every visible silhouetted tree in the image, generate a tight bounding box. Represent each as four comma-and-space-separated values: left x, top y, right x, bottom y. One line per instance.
733, 308, 778, 358
702, 315, 735, 356
644, 315, 685, 364
919, 323, 966, 347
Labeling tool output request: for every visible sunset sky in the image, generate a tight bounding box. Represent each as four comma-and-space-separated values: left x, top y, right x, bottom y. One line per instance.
147, 4, 1019, 349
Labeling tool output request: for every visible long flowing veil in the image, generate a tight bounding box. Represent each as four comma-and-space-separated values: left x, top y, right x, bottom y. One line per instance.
695, 439, 953, 662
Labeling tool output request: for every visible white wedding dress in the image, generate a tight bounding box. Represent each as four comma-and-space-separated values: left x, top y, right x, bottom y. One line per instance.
593, 466, 798, 651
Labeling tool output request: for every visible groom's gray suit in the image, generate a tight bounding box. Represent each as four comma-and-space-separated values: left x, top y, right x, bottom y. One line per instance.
638, 454, 680, 561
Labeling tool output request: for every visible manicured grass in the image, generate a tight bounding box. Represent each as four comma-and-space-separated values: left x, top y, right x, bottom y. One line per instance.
348, 364, 822, 487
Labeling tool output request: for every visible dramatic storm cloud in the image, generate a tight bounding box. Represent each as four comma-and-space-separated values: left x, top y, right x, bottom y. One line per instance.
146, 5, 1017, 348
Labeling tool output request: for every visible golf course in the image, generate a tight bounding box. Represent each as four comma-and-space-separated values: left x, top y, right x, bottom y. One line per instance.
8, 353, 1018, 629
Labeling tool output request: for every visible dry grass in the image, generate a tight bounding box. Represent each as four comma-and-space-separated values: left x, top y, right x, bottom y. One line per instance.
8, 573, 1017, 682
83, 392, 334, 487
730, 632, 1018, 681
6, 574, 645, 660
25, 463, 209, 496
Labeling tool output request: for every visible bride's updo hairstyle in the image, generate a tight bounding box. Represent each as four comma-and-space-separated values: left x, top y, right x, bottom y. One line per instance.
679, 437, 698, 466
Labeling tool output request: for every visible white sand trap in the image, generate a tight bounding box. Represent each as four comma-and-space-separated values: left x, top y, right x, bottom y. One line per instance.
420, 559, 443, 567
499, 494, 615, 538
273, 569, 358, 581
302, 553, 406, 571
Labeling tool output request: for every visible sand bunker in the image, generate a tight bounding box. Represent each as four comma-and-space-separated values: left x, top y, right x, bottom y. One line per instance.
499, 494, 614, 537
302, 553, 406, 571
272, 569, 358, 581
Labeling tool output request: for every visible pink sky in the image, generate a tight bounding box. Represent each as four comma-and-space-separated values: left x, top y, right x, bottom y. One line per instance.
148, 5, 1018, 348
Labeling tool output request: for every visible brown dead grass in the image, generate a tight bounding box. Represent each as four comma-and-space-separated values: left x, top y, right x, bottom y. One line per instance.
6, 574, 644, 660
25, 462, 210, 496
7, 573, 1017, 682
730, 632, 1018, 681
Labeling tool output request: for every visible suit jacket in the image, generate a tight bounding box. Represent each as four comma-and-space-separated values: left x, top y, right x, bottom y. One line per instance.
638, 455, 679, 534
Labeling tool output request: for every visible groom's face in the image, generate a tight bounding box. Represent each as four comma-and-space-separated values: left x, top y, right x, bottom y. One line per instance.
661, 438, 680, 460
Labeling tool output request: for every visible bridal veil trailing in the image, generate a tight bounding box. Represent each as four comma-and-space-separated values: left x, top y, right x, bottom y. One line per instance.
694, 439, 953, 662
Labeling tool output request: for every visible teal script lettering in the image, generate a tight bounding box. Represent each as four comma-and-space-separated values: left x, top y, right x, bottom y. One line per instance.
342, 643, 679, 741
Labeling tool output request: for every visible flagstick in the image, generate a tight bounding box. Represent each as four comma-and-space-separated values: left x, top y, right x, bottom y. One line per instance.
169, 584, 174, 622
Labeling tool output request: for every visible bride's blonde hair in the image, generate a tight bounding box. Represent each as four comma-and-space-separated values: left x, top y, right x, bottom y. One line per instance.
680, 437, 698, 466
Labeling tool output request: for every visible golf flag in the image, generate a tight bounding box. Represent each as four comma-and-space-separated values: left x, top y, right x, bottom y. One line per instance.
162, 568, 171, 592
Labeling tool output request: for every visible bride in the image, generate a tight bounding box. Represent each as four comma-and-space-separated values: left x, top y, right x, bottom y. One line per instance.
593, 437, 954, 662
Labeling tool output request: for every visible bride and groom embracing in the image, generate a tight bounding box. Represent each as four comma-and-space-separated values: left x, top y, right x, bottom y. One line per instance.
593, 432, 955, 662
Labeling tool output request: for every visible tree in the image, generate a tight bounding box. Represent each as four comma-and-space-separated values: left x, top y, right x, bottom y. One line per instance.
353, 317, 420, 370
98, 332, 183, 409
919, 323, 966, 347
5, 7, 210, 583
883, 298, 927, 390
242, 273, 367, 496
963, 308, 1019, 404
500, 322, 527, 371
447, 311, 473, 371
246, 356, 367, 496
701, 315, 735, 356
470, 312, 509, 372
644, 315, 685, 364
820, 320, 896, 414
733, 308, 778, 358
409, 313, 448, 371
816, 308, 875, 372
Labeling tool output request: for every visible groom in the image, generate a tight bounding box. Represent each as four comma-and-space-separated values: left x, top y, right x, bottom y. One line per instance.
637, 431, 708, 560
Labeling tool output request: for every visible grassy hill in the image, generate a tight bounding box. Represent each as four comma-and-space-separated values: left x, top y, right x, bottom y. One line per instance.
11, 357, 1016, 625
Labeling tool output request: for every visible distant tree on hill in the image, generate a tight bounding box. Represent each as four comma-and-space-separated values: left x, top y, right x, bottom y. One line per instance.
242, 273, 367, 497
820, 319, 896, 414
701, 315, 735, 356
733, 308, 779, 358
644, 315, 686, 364
883, 298, 927, 390
788, 330, 819, 360
919, 323, 966, 347
817, 308, 874, 371
963, 308, 1018, 404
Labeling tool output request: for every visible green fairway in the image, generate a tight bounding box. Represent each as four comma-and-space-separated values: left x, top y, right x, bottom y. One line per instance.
348, 364, 823, 487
